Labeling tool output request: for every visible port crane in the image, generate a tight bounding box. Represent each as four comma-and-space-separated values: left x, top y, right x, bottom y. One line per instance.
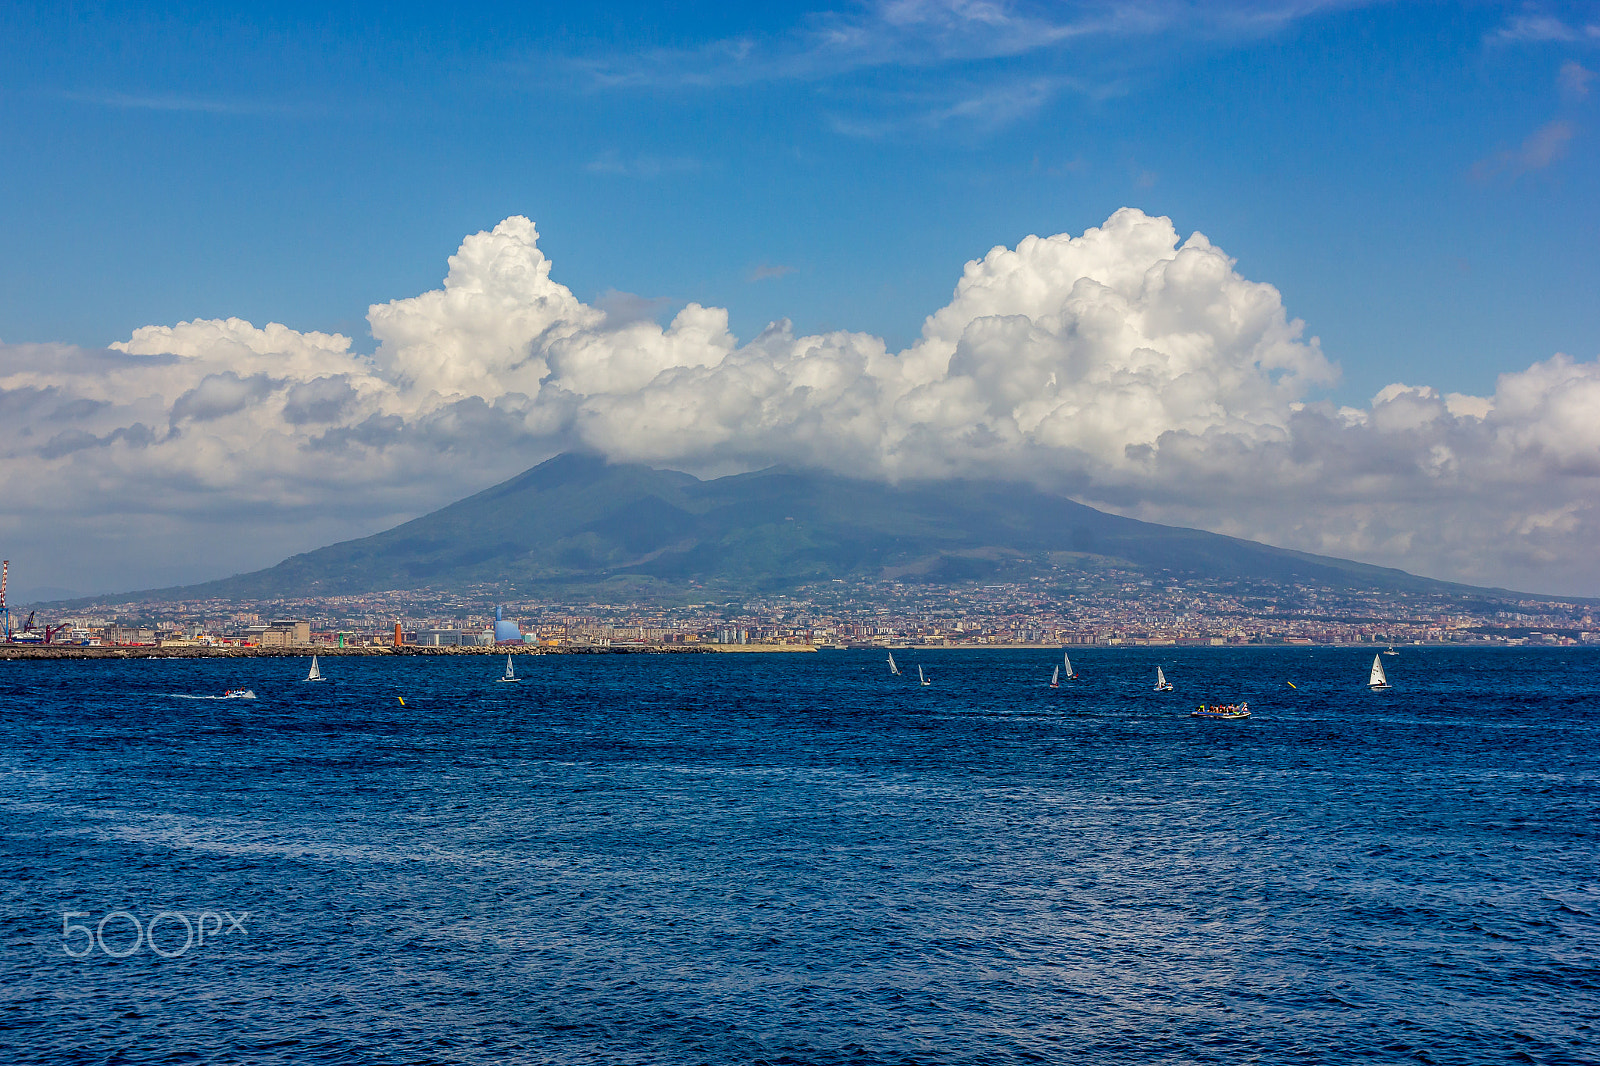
0, 568, 70, 643
9, 609, 70, 644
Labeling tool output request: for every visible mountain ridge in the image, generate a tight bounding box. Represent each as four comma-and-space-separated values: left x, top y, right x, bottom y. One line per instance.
66, 453, 1539, 606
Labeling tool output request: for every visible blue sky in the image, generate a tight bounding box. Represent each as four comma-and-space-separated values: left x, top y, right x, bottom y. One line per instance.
3, 0, 1596, 405
3, 1, 1600, 599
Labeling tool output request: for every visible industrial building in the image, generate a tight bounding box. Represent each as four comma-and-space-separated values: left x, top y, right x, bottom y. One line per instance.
493, 605, 523, 644
255, 620, 312, 647
415, 629, 492, 647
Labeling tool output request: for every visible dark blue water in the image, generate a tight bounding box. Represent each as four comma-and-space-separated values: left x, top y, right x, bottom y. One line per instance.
2, 648, 1597, 1065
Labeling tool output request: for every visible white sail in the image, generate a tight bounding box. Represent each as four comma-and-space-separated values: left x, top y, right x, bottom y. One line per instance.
887, 651, 900, 675
306, 655, 322, 682
498, 654, 520, 682
918, 664, 930, 686
1155, 666, 1167, 690
1050, 665, 1059, 686
1063, 652, 1073, 677
1369, 654, 1388, 689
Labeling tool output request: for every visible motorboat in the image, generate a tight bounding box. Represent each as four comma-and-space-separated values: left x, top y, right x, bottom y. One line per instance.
1191, 702, 1249, 719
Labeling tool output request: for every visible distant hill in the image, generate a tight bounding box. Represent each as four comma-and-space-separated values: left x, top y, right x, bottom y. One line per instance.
110, 453, 1507, 604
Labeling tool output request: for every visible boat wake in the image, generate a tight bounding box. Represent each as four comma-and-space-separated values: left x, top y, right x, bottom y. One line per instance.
173, 691, 257, 700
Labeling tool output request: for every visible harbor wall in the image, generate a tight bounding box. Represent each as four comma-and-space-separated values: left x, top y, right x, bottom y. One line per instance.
0, 644, 713, 660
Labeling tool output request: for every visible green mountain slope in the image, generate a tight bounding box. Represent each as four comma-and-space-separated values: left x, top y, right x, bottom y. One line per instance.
129, 453, 1489, 603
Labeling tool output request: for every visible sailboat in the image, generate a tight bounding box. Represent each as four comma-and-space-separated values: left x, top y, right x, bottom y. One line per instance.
918, 664, 931, 687
1063, 651, 1078, 681
497, 654, 521, 683
306, 655, 323, 682
1049, 665, 1060, 689
887, 651, 901, 676
1154, 666, 1173, 692
1368, 654, 1391, 691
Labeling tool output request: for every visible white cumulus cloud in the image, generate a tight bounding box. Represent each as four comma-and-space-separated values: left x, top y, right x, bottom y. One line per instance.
2, 209, 1598, 597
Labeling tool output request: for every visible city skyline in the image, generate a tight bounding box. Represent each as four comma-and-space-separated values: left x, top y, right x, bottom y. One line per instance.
17, 570, 1599, 653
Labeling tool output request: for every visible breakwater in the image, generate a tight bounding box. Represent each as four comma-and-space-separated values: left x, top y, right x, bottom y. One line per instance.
0, 643, 715, 660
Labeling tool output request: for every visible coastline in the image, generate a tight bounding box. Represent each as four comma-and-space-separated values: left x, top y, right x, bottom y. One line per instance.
0, 644, 714, 660
3, 641, 1576, 661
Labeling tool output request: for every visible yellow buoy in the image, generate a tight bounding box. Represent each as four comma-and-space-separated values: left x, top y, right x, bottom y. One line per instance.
1286, 681, 1296, 689
397, 696, 405, 706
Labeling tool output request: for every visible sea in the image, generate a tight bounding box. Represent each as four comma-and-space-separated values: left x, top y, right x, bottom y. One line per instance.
1, 647, 1596, 1065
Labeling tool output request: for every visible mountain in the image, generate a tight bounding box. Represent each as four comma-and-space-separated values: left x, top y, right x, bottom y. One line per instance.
116, 453, 1502, 604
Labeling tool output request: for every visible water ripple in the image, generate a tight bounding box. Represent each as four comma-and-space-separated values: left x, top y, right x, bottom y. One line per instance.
1, 647, 1597, 1064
